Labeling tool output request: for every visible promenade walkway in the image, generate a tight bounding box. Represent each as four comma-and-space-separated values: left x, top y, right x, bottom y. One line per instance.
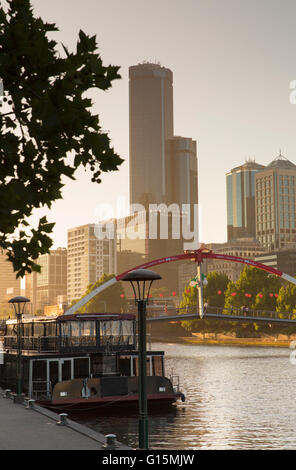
0, 389, 131, 450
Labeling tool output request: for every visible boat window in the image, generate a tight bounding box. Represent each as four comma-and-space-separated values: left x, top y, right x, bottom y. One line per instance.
23, 323, 32, 337
152, 356, 163, 376
131, 357, 150, 376
62, 360, 72, 381
33, 323, 44, 337
100, 321, 112, 345
6, 324, 17, 336
92, 355, 117, 376
79, 321, 96, 336
32, 360, 47, 381
74, 358, 89, 378
132, 357, 138, 376
45, 323, 56, 337
60, 322, 70, 337
70, 321, 80, 337
121, 320, 133, 342
118, 356, 131, 376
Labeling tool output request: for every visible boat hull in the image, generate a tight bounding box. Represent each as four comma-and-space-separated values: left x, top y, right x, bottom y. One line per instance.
37, 375, 184, 411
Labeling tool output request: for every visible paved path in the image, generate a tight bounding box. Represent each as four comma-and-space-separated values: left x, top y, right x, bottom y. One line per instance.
0, 390, 131, 450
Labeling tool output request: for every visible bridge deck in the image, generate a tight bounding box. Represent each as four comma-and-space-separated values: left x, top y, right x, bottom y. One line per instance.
146, 307, 296, 325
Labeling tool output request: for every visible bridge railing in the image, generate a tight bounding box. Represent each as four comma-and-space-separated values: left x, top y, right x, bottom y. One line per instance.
146, 305, 296, 321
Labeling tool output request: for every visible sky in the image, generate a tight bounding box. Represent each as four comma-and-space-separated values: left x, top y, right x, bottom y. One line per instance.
28, 0, 296, 248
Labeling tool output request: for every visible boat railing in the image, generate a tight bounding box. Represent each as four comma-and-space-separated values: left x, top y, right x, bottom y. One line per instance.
4, 336, 59, 352
31, 380, 52, 400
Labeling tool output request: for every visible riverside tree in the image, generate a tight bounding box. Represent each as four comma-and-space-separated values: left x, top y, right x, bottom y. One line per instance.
0, 0, 123, 277
224, 266, 281, 312
78, 274, 128, 314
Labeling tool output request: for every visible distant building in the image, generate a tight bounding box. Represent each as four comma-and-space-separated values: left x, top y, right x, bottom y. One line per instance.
67, 224, 117, 305
127, 63, 198, 293
0, 251, 21, 311
255, 250, 296, 278
205, 238, 266, 282
25, 248, 67, 313
255, 153, 296, 250
166, 136, 198, 207
129, 62, 174, 208
226, 159, 265, 241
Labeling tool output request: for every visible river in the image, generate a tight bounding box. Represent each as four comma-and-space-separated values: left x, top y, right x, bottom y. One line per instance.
71, 342, 296, 450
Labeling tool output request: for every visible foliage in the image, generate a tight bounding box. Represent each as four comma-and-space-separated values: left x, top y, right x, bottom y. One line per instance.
276, 282, 296, 313
78, 273, 127, 313
203, 271, 230, 307
0, 0, 122, 277
224, 266, 281, 311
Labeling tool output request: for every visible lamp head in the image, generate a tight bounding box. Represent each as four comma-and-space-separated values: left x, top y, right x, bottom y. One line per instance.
121, 269, 162, 303
8, 296, 30, 316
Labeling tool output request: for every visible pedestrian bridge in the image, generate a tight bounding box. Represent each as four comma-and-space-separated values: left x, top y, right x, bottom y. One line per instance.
146, 305, 296, 325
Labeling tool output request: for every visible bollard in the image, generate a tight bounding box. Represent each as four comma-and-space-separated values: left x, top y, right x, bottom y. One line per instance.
4, 389, 11, 398
26, 399, 35, 410
103, 434, 117, 450
56, 413, 68, 426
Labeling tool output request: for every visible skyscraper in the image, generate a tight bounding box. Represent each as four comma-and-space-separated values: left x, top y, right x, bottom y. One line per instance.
226, 160, 265, 241
129, 62, 174, 208
255, 153, 296, 250
166, 136, 198, 213
125, 63, 198, 292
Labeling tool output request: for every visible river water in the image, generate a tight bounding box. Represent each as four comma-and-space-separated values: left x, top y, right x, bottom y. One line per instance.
72, 342, 296, 450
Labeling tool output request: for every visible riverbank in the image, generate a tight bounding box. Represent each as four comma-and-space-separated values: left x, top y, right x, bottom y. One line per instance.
151, 332, 296, 348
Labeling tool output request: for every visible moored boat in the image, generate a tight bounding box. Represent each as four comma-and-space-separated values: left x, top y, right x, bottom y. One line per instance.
0, 312, 185, 410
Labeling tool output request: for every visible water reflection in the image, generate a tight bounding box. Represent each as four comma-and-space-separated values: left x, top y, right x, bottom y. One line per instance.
71, 342, 296, 449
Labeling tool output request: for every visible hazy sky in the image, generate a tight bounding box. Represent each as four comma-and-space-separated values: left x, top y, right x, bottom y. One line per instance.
28, 0, 296, 248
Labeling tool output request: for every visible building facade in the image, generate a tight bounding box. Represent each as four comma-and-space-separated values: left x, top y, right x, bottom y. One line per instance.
0, 252, 21, 312
67, 224, 117, 305
205, 238, 266, 282
129, 62, 174, 208
255, 153, 296, 250
25, 248, 67, 313
255, 250, 296, 278
226, 160, 265, 241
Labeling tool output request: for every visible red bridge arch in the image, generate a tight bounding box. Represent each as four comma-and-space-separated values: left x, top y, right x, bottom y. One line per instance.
65, 249, 296, 316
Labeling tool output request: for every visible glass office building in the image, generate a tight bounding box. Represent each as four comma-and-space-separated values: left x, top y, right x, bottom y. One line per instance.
226, 160, 265, 241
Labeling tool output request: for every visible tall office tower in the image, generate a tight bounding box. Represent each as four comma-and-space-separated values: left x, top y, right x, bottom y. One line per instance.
129, 62, 174, 208
25, 248, 67, 313
226, 160, 265, 241
0, 251, 21, 303
255, 153, 296, 250
67, 224, 117, 304
166, 137, 198, 207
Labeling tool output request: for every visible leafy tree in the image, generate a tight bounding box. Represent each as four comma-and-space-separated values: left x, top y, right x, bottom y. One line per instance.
79, 274, 127, 313
276, 282, 296, 313
0, 0, 122, 277
224, 266, 281, 311
203, 271, 230, 307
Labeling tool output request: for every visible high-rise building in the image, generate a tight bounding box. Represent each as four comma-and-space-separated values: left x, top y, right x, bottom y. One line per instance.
0, 251, 21, 303
67, 224, 117, 304
166, 136, 198, 207
255, 153, 296, 250
25, 248, 67, 313
126, 63, 198, 292
129, 62, 174, 208
226, 160, 265, 241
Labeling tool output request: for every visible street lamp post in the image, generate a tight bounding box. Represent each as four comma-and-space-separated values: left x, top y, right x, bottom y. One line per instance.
121, 269, 161, 450
8, 296, 30, 403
